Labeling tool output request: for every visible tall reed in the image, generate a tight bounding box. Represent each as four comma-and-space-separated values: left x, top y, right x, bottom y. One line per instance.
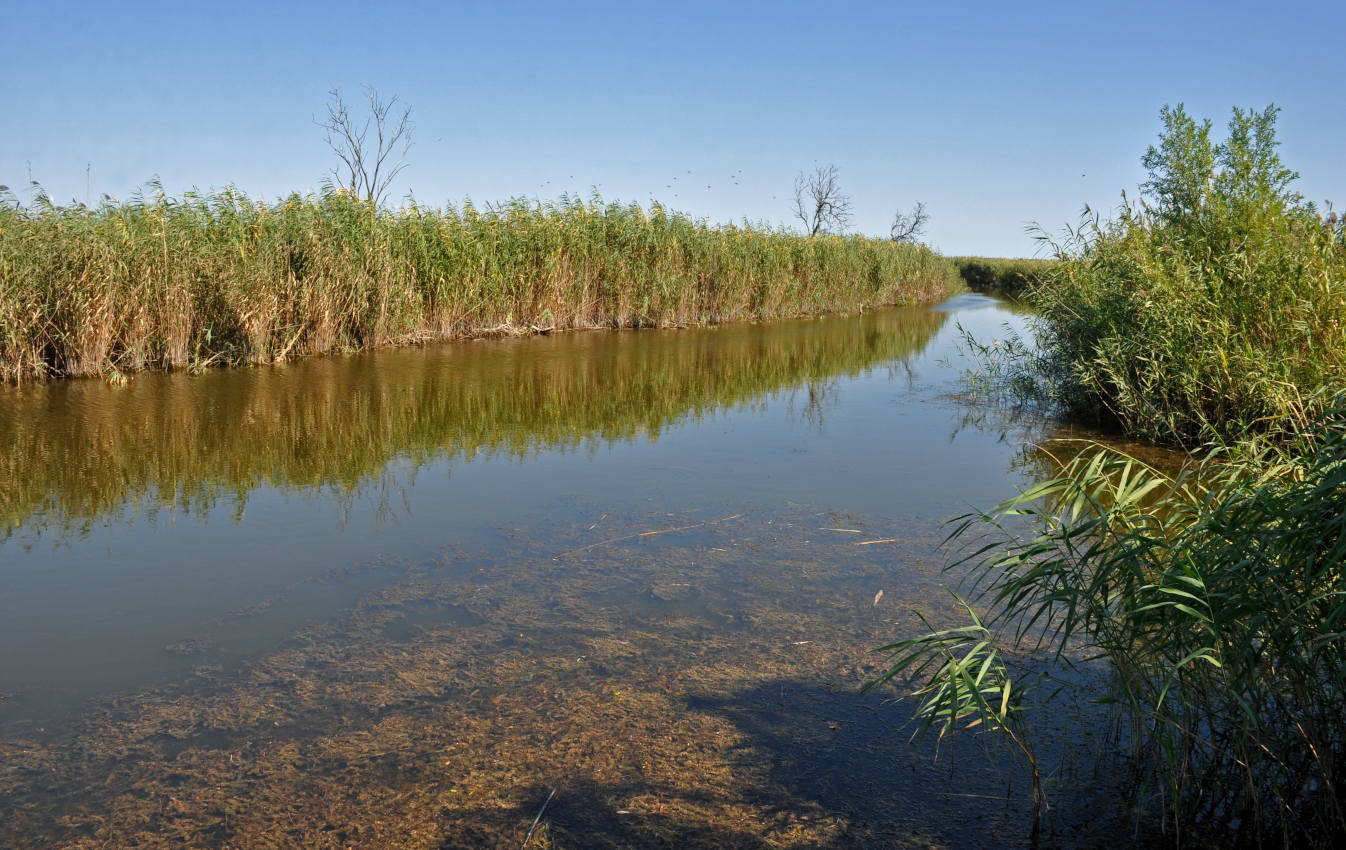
951, 256, 1054, 297
870, 411, 1346, 847
1014, 105, 1346, 445
0, 187, 958, 382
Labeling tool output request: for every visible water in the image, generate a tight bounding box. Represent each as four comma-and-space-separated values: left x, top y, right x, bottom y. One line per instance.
0, 295, 1117, 847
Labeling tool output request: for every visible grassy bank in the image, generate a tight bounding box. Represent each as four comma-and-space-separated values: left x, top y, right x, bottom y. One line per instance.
951, 256, 1054, 297
0, 188, 959, 382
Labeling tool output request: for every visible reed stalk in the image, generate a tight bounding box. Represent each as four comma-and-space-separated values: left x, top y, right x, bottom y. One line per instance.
0, 187, 959, 382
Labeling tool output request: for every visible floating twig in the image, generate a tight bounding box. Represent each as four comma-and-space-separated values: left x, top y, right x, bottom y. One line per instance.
855, 537, 899, 546
554, 514, 743, 559
521, 787, 558, 849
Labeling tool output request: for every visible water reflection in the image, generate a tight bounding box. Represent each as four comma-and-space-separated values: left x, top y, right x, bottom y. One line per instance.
1, 308, 946, 546
0, 299, 1169, 847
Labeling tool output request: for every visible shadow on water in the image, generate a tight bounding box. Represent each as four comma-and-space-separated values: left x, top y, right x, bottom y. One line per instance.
675, 680, 1024, 849
448, 677, 1038, 850
0, 503, 1104, 849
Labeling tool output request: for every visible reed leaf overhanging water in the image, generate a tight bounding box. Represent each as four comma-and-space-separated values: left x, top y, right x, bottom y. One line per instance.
0, 186, 958, 382
871, 414, 1346, 848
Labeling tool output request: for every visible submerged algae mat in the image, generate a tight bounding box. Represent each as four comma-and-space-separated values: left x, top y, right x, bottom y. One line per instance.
0, 506, 1042, 849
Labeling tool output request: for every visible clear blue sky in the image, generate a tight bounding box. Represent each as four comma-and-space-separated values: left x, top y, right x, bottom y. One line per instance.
4, 0, 1342, 256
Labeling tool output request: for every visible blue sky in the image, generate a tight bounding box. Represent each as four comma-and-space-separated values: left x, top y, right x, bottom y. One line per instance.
3, 0, 1342, 256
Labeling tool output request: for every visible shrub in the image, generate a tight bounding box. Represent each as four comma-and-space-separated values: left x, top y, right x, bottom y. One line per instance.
1022, 105, 1346, 445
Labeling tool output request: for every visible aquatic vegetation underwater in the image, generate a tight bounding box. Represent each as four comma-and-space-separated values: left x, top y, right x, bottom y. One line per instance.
0, 506, 1062, 849
0, 187, 959, 382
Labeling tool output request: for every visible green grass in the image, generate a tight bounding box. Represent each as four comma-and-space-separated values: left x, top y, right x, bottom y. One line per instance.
951, 256, 1055, 298
0, 186, 959, 382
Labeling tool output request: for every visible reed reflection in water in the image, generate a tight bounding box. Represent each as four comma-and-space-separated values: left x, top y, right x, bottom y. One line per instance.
0, 305, 973, 708
2, 298, 1147, 848
1, 307, 946, 545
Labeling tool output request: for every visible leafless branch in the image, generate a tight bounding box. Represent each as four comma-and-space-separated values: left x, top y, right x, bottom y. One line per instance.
793, 164, 852, 236
889, 201, 929, 243
317, 85, 413, 207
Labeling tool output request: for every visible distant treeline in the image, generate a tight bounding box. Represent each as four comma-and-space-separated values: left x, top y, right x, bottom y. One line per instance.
951, 257, 1055, 297
0, 188, 960, 382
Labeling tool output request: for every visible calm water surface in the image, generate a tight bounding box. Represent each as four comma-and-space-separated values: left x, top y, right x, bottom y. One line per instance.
0, 295, 1122, 848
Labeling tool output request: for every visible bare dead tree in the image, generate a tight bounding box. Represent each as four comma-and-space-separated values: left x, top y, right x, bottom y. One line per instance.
793, 164, 852, 236
889, 201, 929, 243
317, 86, 413, 207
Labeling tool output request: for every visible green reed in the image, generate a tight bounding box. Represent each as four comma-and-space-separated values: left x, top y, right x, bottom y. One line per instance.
951, 257, 1055, 297
0, 186, 958, 382
1012, 105, 1346, 446
870, 407, 1346, 847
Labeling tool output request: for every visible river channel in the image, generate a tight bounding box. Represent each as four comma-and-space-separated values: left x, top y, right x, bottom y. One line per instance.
0, 295, 1132, 848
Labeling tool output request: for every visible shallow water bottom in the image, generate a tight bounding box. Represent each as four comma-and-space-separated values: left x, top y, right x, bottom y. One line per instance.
0, 501, 1134, 849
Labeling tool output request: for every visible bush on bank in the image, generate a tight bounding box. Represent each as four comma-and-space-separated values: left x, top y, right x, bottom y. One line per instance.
1024, 105, 1346, 446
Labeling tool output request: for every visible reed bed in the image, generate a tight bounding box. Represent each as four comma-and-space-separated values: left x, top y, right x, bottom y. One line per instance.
1003, 106, 1346, 445
950, 257, 1054, 298
0, 187, 958, 382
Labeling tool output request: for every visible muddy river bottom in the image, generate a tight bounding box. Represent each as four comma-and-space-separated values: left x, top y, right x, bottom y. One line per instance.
1, 502, 1132, 849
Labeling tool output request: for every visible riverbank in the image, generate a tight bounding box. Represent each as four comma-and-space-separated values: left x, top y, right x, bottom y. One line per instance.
951, 256, 1053, 298
879, 106, 1346, 848
0, 189, 959, 383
